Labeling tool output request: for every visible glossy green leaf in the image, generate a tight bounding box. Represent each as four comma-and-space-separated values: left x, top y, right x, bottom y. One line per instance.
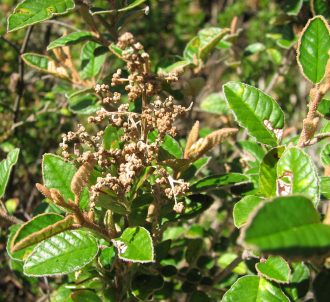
23, 230, 98, 276
277, 147, 319, 206
42, 154, 89, 206
47, 31, 94, 50
200, 93, 229, 115
311, 0, 330, 18
162, 135, 183, 159
241, 196, 330, 257
22, 53, 70, 80
113, 227, 154, 263
12, 214, 74, 252
68, 92, 101, 115
321, 144, 330, 166
256, 256, 291, 283
0, 148, 19, 198
7, 0, 75, 32
259, 146, 285, 197
80, 42, 106, 80
233, 196, 263, 228
223, 82, 284, 146
222, 276, 289, 302
190, 173, 249, 192
321, 176, 330, 198
297, 16, 330, 84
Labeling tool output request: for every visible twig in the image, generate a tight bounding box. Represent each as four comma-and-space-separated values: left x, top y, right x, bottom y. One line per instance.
0, 210, 22, 226
214, 255, 242, 283
302, 132, 330, 147
43, 20, 79, 31
0, 36, 20, 53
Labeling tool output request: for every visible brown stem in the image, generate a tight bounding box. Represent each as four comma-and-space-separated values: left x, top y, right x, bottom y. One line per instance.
0, 210, 21, 226
298, 84, 328, 147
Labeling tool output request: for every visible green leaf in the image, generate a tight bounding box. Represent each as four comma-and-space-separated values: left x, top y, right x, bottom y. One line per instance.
198, 27, 229, 61
277, 147, 319, 206
47, 31, 95, 50
244, 43, 266, 56
297, 16, 330, 84
68, 92, 101, 115
0, 148, 19, 198
190, 173, 249, 192
42, 154, 89, 206
233, 196, 263, 228
238, 141, 266, 162
222, 276, 289, 302
22, 53, 70, 80
80, 42, 106, 80
162, 135, 183, 159
181, 157, 210, 181
183, 37, 200, 65
311, 0, 330, 18
72, 290, 102, 302
103, 125, 123, 150
283, 0, 303, 16
95, 193, 129, 215
321, 143, 330, 166
318, 98, 330, 118
259, 146, 285, 197
90, 0, 147, 15
7, 0, 75, 32
42, 154, 76, 201
113, 227, 154, 263
184, 27, 229, 65
200, 93, 229, 115
283, 262, 310, 300
23, 230, 98, 276
12, 214, 74, 253
223, 82, 284, 146
241, 195, 330, 257
321, 176, 330, 198
256, 256, 291, 283
160, 60, 192, 74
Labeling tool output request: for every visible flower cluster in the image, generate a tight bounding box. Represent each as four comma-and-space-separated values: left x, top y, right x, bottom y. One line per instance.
60, 32, 190, 211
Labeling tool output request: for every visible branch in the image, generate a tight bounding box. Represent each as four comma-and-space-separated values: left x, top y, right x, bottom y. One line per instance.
214, 255, 243, 283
